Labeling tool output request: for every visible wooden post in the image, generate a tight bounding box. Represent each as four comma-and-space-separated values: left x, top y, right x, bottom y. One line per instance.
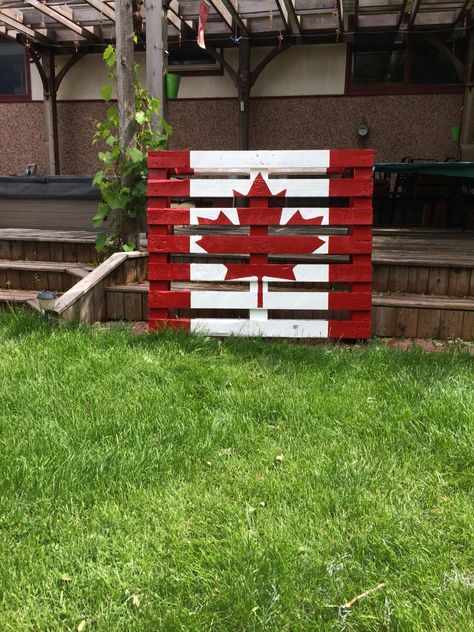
116, 0, 139, 247
238, 35, 251, 150
461, 30, 474, 146
145, 0, 167, 123
42, 50, 60, 175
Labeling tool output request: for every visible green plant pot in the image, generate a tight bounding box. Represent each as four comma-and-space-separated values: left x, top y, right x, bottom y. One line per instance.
451, 126, 460, 142
166, 73, 181, 99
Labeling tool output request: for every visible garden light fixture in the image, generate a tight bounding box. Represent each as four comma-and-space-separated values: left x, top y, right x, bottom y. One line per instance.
36, 290, 56, 314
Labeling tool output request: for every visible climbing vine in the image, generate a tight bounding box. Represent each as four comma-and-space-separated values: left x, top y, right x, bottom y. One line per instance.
92, 44, 171, 254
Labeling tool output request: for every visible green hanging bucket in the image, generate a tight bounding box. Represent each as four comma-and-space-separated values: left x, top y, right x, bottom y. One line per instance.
451, 126, 460, 142
166, 73, 181, 99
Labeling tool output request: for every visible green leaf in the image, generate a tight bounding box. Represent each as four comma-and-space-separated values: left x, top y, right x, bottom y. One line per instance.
92, 171, 104, 186
103, 45, 116, 68
105, 135, 117, 147
98, 151, 112, 165
135, 111, 146, 125
122, 243, 135, 252
95, 232, 109, 253
160, 118, 172, 135
126, 147, 144, 163
101, 84, 113, 101
106, 105, 119, 127
132, 33, 138, 44
92, 203, 109, 229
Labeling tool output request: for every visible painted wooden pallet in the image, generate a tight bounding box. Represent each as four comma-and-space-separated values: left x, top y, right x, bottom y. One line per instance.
147, 149, 374, 338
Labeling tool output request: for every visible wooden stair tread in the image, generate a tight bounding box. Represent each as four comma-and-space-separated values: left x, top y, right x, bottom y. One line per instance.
0, 289, 41, 301
373, 293, 474, 311
0, 260, 93, 272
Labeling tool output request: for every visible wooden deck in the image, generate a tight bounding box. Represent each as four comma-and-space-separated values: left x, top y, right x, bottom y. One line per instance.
0, 227, 472, 266
0, 227, 473, 339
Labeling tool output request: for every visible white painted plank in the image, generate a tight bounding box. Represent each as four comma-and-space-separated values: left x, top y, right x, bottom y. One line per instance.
190, 319, 330, 338
189, 150, 331, 170
190, 290, 329, 310
189, 263, 329, 282
189, 179, 330, 198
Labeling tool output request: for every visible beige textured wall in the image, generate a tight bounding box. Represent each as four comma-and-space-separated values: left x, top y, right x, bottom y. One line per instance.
0, 93, 463, 176
30, 45, 347, 101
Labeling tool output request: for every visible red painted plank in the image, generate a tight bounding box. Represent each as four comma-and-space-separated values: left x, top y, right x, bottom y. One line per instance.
149, 317, 191, 332
328, 292, 371, 310
150, 290, 191, 309
148, 234, 372, 255
149, 290, 372, 311
148, 177, 373, 199
329, 179, 373, 197
148, 150, 191, 169
147, 207, 373, 226
329, 149, 375, 169
328, 320, 372, 339
148, 179, 190, 197
148, 263, 373, 282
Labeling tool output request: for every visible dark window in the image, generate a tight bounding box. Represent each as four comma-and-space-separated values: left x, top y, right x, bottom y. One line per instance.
167, 48, 222, 75
0, 40, 29, 97
352, 43, 406, 86
410, 40, 462, 84
349, 39, 463, 92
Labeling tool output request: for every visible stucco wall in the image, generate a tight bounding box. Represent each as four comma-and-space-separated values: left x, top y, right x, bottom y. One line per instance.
0, 93, 462, 176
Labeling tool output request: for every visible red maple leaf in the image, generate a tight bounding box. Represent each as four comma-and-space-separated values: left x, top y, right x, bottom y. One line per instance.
232, 172, 287, 199
193, 173, 325, 309
196, 211, 233, 225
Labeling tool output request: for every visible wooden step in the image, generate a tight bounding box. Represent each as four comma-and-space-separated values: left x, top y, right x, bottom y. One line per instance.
373, 293, 474, 340
0, 230, 97, 263
0, 290, 43, 314
0, 260, 91, 292
0, 229, 146, 263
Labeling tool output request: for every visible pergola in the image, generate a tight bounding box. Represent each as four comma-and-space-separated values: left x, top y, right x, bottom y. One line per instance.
0, 0, 473, 174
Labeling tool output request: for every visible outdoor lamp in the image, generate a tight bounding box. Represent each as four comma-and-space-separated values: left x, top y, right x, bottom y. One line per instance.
358, 122, 369, 139
36, 290, 56, 313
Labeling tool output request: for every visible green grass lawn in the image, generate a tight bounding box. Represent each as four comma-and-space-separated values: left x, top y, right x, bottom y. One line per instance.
0, 310, 473, 631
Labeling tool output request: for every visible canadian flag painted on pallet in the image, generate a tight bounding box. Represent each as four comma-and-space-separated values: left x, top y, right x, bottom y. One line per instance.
147, 149, 374, 339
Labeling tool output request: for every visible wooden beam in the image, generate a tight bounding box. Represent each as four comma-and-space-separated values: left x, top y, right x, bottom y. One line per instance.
83, 0, 116, 22
207, 0, 233, 31
146, 0, 166, 122
395, 0, 408, 31
461, 29, 474, 145
221, 0, 249, 35
274, 0, 290, 33
167, 0, 194, 34
354, 0, 359, 31
0, 9, 52, 43
42, 50, 60, 175
238, 34, 250, 150
25, 0, 100, 42
336, 0, 344, 33
407, 0, 421, 30
282, 0, 301, 36
116, 0, 139, 247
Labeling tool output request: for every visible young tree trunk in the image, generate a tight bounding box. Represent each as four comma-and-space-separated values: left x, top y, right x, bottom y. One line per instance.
115, 0, 139, 248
